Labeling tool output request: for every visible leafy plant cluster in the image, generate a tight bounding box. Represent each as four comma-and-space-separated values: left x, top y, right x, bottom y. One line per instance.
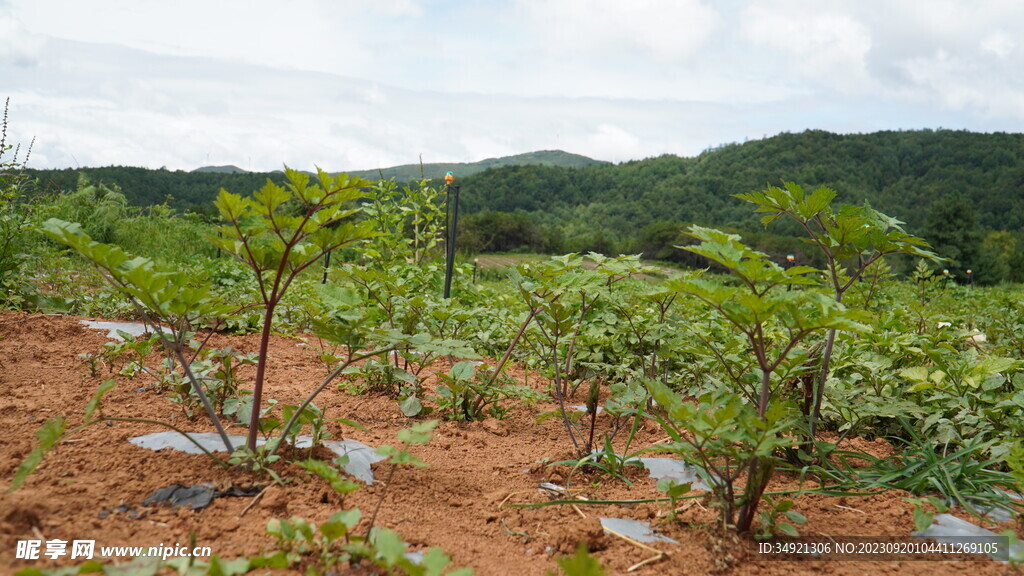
0, 97, 37, 308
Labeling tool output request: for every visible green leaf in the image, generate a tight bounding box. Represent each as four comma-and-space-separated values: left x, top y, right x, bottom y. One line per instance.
913, 505, 934, 533
900, 366, 930, 382
416, 547, 452, 576
784, 510, 806, 525
331, 417, 368, 432
656, 478, 691, 498
399, 395, 423, 417
450, 360, 476, 382
9, 416, 67, 491
397, 419, 439, 445
83, 379, 116, 423
298, 459, 363, 493
907, 381, 935, 393
553, 544, 605, 576
777, 522, 799, 537
797, 186, 837, 220
329, 508, 362, 528
317, 284, 362, 308
371, 528, 407, 565
248, 551, 291, 569
376, 444, 429, 468
319, 519, 347, 543
206, 556, 253, 576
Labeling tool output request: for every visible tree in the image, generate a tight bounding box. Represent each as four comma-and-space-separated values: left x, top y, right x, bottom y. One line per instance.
975, 230, 1014, 285
459, 211, 547, 253
923, 192, 981, 280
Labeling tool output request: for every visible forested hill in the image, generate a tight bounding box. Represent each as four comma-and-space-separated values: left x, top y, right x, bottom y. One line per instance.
20, 129, 1024, 282
346, 150, 606, 182
22, 150, 605, 210
459, 129, 1024, 235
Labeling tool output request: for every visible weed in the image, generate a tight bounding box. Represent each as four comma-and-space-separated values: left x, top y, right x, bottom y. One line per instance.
0, 97, 37, 307
754, 496, 806, 539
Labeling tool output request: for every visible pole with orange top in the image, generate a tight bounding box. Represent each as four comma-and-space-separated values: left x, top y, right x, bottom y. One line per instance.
443, 171, 460, 298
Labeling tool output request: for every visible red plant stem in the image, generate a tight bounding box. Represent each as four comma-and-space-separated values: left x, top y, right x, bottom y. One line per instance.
246, 302, 277, 452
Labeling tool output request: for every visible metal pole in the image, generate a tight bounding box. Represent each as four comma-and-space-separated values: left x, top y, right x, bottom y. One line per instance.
443, 184, 460, 299
321, 250, 332, 284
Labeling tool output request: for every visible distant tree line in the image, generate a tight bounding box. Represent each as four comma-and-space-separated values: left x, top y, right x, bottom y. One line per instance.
21, 129, 1024, 284
24, 166, 289, 216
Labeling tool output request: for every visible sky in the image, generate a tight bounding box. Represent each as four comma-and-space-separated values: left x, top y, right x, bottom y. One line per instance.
2, 0, 1023, 172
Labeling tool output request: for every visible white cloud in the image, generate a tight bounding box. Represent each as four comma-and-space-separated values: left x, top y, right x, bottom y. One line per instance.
740, 1, 873, 91
981, 32, 1015, 59
517, 0, 720, 63
5, 0, 428, 77
3, 0, 1024, 171
0, 10, 45, 67
577, 124, 642, 161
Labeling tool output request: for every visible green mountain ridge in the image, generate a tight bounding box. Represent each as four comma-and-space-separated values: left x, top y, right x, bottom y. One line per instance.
345, 150, 607, 182
22, 129, 1024, 283
450, 129, 1024, 283
26, 150, 603, 208
191, 165, 248, 174
458, 129, 1024, 233
184, 150, 605, 180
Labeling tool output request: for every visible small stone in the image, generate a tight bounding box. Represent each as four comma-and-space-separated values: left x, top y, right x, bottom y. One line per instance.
259, 486, 289, 514
482, 419, 508, 437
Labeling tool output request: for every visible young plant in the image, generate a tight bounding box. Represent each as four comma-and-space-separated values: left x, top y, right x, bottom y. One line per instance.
276, 420, 469, 575
266, 510, 471, 576
210, 167, 375, 452
552, 380, 650, 485
650, 226, 868, 533
366, 420, 440, 535
510, 253, 646, 457
647, 386, 797, 533
736, 183, 936, 444
755, 496, 807, 539
34, 169, 386, 474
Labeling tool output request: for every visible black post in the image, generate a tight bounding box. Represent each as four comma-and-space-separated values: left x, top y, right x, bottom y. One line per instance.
321, 250, 332, 284
443, 184, 460, 299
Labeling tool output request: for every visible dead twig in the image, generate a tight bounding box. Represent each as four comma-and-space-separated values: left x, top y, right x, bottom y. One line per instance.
238, 485, 269, 518
603, 525, 669, 572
